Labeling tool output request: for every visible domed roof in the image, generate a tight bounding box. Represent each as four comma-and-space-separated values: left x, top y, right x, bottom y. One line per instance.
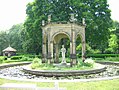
3, 46, 17, 52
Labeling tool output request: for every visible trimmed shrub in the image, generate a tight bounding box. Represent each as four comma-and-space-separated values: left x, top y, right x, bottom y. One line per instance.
0, 57, 3, 64
10, 56, 22, 60
20, 56, 32, 61
78, 54, 119, 58
83, 58, 94, 67
28, 55, 41, 58
105, 57, 119, 61
31, 57, 42, 69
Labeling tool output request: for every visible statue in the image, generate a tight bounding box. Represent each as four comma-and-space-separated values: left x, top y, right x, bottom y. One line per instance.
82, 18, 86, 25
48, 15, 51, 23
61, 45, 66, 63
70, 13, 77, 22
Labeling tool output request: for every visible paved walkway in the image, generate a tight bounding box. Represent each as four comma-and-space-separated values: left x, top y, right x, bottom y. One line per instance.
0, 83, 66, 90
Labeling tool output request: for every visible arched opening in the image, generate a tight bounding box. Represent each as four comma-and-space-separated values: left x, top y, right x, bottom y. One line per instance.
76, 34, 82, 61
76, 33, 86, 62
41, 22, 86, 65
53, 33, 70, 63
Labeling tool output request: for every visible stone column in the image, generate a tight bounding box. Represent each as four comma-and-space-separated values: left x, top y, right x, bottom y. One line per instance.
50, 41, 54, 63
54, 43, 59, 63
82, 29, 86, 62
47, 30, 52, 64
42, 31, 47, 63
42, 43, 47, 63
70, 29, 77, 66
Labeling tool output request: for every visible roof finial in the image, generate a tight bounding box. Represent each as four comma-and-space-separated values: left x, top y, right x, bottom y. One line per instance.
9, 44, 11, 47
48, 14, 51, 23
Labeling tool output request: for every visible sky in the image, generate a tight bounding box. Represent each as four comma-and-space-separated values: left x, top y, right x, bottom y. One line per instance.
0, 0, 119, 31
0, 0, 33, 31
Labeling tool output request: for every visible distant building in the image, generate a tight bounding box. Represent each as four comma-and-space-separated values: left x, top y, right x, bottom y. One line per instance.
2, 46, 17, 57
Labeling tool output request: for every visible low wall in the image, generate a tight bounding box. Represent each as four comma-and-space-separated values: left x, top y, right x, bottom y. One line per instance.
22, 65, 107, 77
0, 62, 31, 69
96, 61, 119, 65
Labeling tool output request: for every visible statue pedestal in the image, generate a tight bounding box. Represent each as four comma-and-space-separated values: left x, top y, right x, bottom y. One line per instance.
60, 62, 67, 66
53, 63, 70, 68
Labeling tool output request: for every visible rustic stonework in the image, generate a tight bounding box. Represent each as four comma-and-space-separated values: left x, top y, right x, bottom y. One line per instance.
42, 21, 86, 65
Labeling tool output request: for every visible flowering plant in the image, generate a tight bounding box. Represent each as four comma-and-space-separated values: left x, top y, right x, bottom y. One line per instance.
84, 58, 94, 67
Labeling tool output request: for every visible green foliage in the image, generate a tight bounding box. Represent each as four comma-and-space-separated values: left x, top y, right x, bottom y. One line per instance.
0, 57, 4, 64
28, 55, 41, 58
30, 58, 93, 70
0, 31, 9, 55
83, 58, 94, 67
31, 57, 42, 69
104, 57, 119, 62
108, 34, 118, 53
20, 56, 32, 61
8, 24, 24, 52
78, 54, 119, 58
107, 21, 119, 54
0, 24, 24, 55
76, 44, 95, 54
24, 0, 112, 54
10, 56, 22, 60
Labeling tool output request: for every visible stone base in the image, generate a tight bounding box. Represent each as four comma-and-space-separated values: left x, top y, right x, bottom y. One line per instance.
60, 62, 67, 66
53, 63, 70, 68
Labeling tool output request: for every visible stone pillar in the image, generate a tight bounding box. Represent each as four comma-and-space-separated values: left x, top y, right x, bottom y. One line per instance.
50, 41, 54, 63
82, 41, 86, 62
70, 29, 77, 66
82, 32, 86, 62
42, 43, 47, 63
47, 35, 52, 64
42, 31, 47, 63
54, 43, 59, 63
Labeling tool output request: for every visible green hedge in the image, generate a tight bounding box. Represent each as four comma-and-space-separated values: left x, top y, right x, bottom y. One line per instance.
10, 55, 41, 60
0, 56, 7, 63
28, 55, 41, 58
10, 56, 23, 60
77, 54, 119, 58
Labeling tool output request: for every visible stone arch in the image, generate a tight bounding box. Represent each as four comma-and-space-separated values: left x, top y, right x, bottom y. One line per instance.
41, 22, 86, 65
76, 32, 86, 59
51, 31, 70, 43
52, 32, 71, 63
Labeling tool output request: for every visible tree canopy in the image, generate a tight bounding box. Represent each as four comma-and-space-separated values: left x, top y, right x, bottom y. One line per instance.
24, 0, 112, 54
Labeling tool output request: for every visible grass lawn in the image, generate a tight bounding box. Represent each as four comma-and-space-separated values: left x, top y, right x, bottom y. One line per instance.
0, 78, 54, 87
0, 56, 119, 90
0, 78, 119, 90
60, 79, 119, 90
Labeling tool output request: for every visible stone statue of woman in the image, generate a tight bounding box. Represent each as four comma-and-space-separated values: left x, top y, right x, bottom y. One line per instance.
61, 45, 66, 63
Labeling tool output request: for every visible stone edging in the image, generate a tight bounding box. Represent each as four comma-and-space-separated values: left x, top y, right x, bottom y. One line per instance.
0, 62, 31, 69
22, 64, 107, 77
0, 61, 119, 82
96, 61, 119, 65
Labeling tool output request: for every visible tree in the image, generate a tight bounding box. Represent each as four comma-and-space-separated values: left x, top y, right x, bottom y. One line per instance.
8, 24, 23, 52
108, 34, 118, 53
0, 31, 9, 55
110, 21, 119, 53
24, 0, 112, 54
